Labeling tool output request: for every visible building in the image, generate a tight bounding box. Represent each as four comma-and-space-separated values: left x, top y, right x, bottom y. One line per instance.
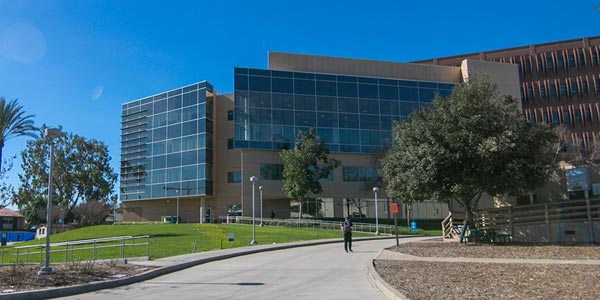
0, 208, 26, 231
120, 52, 519, 222
414, 36, 600, 203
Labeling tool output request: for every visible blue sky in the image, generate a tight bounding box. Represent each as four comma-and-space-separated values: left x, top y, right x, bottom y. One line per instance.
1, 0, 599, 205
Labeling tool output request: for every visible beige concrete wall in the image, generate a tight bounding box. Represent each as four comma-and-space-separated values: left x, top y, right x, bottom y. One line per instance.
460, 59, 521, 100
268, 52, 462, 84
212, 94, 243, 218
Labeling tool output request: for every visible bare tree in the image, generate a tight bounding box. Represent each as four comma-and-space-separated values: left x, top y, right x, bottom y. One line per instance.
74, 200, 111, 226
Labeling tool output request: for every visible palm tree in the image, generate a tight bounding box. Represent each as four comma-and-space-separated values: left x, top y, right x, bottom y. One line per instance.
0, 97, 38, 170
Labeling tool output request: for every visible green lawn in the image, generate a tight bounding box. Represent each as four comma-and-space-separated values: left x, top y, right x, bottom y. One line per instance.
0, 223, 439, 264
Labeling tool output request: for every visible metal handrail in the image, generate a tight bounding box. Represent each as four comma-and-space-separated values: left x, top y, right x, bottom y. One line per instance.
233, 216, 399, 235
0, 235, 152, 266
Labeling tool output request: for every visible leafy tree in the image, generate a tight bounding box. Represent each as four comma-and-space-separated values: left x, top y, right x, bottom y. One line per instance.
280, 127, 340, 219
15, 126, 117, 225
0, 156, 17, 208
380, 77, 558, 226
0, 97, 38, 171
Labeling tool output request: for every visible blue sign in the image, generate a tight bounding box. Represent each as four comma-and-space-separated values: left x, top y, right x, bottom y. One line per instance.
410, 221, 417, 232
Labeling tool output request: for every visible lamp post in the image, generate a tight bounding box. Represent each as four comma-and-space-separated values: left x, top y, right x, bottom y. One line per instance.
38, 127, 61, 275
259, 186, 263, 226
250, 176, 257, 245
176, 189, 180, 224
373, 187, 380, 235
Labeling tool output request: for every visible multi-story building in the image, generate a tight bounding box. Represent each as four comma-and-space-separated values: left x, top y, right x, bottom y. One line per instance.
414, 36, 600, 202
120, 52, 519, 222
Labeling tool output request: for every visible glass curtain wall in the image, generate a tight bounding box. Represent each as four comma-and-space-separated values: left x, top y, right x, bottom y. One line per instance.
120, 81, 215, 201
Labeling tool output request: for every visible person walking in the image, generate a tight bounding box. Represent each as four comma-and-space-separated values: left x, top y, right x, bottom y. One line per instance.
341, 217, 353, 252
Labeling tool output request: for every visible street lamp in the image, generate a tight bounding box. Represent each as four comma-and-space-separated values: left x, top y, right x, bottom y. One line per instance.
39, 127, 61, 275
250, 176, 257, 245
176, 189, 180, 224
373, 187, 380, 235
259, 186, 263, 226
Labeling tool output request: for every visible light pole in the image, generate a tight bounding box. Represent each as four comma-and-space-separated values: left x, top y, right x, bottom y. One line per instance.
176, 189, 180, 224
39, 127, 61, 275
373, 187, 380, 235
250, 176, 257, 245
259, 185, 263, 226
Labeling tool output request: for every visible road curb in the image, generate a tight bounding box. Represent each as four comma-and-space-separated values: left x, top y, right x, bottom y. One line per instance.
368, 250, 410, 300
1, 236, 403, 300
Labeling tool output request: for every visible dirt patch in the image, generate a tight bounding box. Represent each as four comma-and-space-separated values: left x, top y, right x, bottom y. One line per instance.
374, 241, 600, 300
0, 262, 154, 294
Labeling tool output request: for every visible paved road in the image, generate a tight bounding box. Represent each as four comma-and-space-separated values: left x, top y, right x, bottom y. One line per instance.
56, 237, 427, 300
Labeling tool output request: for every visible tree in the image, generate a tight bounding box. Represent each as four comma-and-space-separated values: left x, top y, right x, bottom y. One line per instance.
74, 199, 111, 226
0, 97, 38, 170
280, 127, 340, 219
0, 156, 17, 208
380, 77, 558, 226
15, 126, 118, 225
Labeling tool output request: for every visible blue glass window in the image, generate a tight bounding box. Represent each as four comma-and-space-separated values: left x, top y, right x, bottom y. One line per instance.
317, 112, 338, 127
272, 110, 294, 126
359, 99, 379, 114
294, 79, 315, 95
400, 102, 420, 116
182, 92, 197, 107
317, 128, 339, 144
563, 111, 570, 123
379, 85, 398, 100
360, 115, 380, 130
358, 84, 378, 99
272, 77, 293, 93
316, 81, 337, 96
227, 171, 241, 183
380, 101, 399, 116
339, 129, 360, 144
552, 111, 559, 124
338, 98, 359, 113
399, 87, 419, 102
339, 113, 359, 128
249, 76, 271, 92
338, 82, 358, 98
154, 99, 167, 114
294, 111, 316, 126
272, 93, 294, 109
249, 92, 271, 108
260, 163, 283, 180
419, 89, 436, 102
295, 95, 316, 110
316, 97, 337, 112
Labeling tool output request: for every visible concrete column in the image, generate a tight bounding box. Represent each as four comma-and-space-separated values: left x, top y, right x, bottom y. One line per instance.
199, 197, 206, 224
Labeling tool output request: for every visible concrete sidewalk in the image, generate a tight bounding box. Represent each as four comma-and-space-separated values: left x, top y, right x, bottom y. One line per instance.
2, 236, 404, 300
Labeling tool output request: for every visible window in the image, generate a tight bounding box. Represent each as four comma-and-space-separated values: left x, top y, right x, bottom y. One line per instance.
557, 54, 564, 69
546, 56, 554, 71
227, 110, 234, 121
571, 81, 579, 95
568, 54, 576, 68
549, 83, 557, 97
342, 167, 379, 182
559, 82, 567, 96
540, 85, 546, 98
574, 109, 582, 124
563, 111, 570, 124
552, 111, 560, 124
227, 171, 241, 183
227, 138, 234, 149
260, 163, 283, 180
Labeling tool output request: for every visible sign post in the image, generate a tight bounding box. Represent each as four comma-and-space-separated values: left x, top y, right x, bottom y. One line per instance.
390, 202, 399, 246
